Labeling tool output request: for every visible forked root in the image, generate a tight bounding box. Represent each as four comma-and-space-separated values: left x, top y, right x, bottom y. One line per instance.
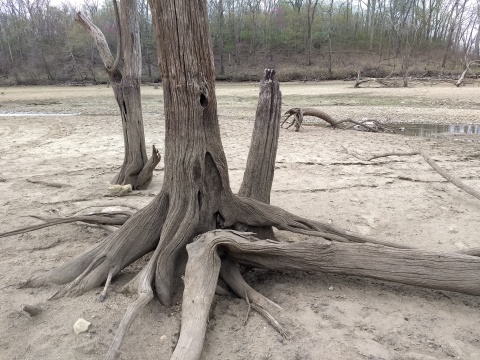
220, 259, 287, 338
225, 196, 411, 249
106, 194, 199, 359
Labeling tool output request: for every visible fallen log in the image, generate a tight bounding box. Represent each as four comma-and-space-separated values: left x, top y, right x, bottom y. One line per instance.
282, 107, 392, 132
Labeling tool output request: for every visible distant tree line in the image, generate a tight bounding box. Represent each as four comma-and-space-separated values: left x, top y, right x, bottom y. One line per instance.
0, 0, 479, 84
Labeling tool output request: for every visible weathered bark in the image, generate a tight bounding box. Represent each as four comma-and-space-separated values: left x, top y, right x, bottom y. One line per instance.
76, 2, 160, 190
238, 69, 281, 239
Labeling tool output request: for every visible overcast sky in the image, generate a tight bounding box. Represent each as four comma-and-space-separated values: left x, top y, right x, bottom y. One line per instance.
50, 0, 82, 9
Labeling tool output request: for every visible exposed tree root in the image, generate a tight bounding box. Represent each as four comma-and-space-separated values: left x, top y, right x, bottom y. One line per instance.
113, 145, 162, 190
25, 193, 169, 295
220, 259, 287, 337
170, 229, 480, 359
0, 212, 131, 239
98, 268, 114, 302
225, 196, 411, 249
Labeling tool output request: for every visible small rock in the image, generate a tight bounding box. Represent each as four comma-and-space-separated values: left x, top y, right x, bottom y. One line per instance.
448, 226, 458, 234
73, 318, 91, 334
21, 304, 42, 317
328, 286, 334, 291
160, 335, 167, 341
107, 184, 132, 197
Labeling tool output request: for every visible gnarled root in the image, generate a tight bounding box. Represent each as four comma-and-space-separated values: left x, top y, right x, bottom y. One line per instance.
105, 192, 199, 359
224, 196, 411, 249
172, 229, 480, 359
220, 259, 287, 337
112, 145, 161, 190
25, 192, 169, 297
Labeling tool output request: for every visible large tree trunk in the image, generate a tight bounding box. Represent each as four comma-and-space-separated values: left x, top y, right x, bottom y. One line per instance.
76, 1, 160, 190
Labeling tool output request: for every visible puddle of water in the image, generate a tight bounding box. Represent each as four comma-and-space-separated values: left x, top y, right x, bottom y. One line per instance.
392, 123, 480, 137
305, 120, 480, 137
0, 112, 80, 117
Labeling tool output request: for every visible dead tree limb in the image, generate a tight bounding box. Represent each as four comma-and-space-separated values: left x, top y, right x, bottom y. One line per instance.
456, 60, 480, 87
366, 150, 480, 201
282, 108, 386, 132
75, 4, 160, 189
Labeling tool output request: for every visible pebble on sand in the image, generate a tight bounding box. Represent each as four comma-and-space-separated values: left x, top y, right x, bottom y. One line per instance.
73, 318, 92, 334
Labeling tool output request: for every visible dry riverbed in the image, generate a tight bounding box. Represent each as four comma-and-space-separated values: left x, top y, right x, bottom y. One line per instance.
1, 81, 479, 360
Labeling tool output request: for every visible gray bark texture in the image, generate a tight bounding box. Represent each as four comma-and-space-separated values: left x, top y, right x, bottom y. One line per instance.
238, 69, 281, 239
76, 1, 160, 190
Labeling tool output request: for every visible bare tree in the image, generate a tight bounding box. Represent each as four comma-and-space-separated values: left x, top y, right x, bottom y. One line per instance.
76, 0, 160, 190
306, 0, 319, 65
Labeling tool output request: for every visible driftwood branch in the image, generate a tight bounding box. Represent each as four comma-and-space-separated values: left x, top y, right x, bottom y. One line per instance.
456, 60, 480, 87
282, 108, 391, 133
75, 12, 115, 71
366, 150, 480, 201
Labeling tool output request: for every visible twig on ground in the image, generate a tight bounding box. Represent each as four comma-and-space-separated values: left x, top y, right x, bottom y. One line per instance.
243, 289, 252, 326
26, 178, 71, 188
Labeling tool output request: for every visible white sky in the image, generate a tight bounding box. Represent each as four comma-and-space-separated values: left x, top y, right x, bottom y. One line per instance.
50, 0, 83, 9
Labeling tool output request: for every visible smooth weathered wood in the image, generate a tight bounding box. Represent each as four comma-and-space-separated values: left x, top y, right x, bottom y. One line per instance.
173, 229, 480, 359
282, 107, 381, 132
200, 230, 480, 296
0, 212, 130, 239
170, 228, 221, 360
238, 69, 281, 239
456, 60, 480, 87
418, 149, 480, 201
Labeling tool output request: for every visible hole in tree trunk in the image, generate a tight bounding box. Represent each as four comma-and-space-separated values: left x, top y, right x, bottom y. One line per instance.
215, 212, 225, 229
197, 191, 202, 211
200, 93, 208, 108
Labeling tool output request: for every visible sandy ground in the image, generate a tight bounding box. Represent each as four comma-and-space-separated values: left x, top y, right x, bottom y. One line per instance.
0, 81, 479, 360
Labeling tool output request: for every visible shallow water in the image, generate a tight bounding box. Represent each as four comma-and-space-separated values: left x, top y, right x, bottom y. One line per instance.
0, 112, 80, 117
392, 123, 480, 137
305, 121, 480, 137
